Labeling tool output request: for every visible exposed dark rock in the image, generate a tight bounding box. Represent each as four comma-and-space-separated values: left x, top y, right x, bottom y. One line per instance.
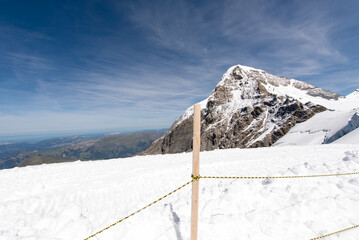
141, 65, 336, 155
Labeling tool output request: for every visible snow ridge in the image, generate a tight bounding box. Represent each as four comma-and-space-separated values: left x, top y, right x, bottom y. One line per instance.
347, 88, 359, 99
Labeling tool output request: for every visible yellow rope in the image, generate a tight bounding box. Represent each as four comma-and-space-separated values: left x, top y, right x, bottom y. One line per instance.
194, 172, 359, 239
83, 171, 359, 239
196, 171, 359, 180
310, 224, 359, 240
191, 174, 200, 181
84, 179, 194, 240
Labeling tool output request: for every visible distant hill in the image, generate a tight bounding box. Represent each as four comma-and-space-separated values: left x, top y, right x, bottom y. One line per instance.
0, 130, 166, 169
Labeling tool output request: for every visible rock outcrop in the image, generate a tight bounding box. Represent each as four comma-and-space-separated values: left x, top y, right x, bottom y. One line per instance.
142, 65, 339, 155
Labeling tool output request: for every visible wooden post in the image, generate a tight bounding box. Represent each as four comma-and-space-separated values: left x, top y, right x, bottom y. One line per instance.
191, 103, 201, 240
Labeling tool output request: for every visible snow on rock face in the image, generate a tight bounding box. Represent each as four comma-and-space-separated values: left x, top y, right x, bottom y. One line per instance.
143, 65, 332, 155
223, 65, 341, 103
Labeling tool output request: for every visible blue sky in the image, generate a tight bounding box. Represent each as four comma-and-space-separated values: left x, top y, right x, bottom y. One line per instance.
1, 0, 359, 137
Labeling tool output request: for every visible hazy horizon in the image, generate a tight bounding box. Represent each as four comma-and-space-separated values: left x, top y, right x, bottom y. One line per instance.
0, 127, 168, 143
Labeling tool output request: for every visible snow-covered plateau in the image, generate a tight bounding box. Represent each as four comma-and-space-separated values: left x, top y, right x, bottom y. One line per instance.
1, 144, 359, 240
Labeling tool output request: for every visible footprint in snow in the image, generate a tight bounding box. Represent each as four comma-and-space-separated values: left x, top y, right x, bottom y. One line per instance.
348, 178, 359, 185
261, 179, 272, 185
343, 150, 358, 162
336, 182, 345, 190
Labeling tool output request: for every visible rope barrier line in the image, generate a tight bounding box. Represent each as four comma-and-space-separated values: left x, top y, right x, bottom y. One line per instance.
192, 173, 359, 239
84, 179, 194, 240
310, 224, 359, 240
83, 172, 358, 239
192, 171, 359, 180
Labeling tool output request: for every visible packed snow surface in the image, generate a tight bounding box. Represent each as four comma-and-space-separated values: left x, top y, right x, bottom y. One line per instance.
1, 145, 359, 240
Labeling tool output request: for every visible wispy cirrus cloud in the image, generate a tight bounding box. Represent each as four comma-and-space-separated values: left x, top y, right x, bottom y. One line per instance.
1, 0, 358, 136
127, 0, 353, 79
4, 52, 55, 72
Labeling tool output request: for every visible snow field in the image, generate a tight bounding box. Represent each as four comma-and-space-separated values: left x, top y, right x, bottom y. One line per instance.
0, 145, 359, 239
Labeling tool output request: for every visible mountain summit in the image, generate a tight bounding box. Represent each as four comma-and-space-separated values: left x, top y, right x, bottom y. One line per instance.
143, 65, 341, 155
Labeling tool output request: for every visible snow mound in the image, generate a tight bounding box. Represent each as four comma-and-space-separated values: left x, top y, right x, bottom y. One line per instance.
1, 145, 359, 239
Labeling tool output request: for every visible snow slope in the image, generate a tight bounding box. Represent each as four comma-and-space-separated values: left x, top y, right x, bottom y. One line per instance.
1, 145, 359, 240
274, 90, 359, 146
332, 128, 359, 144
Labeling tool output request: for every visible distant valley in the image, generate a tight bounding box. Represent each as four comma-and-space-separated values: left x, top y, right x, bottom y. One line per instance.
0, 130, 166, 170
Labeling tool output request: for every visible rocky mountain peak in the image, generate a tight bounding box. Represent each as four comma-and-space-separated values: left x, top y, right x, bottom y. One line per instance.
209, 65, 269, 105
142, 65, 339, 155
223, 65, 340, 100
